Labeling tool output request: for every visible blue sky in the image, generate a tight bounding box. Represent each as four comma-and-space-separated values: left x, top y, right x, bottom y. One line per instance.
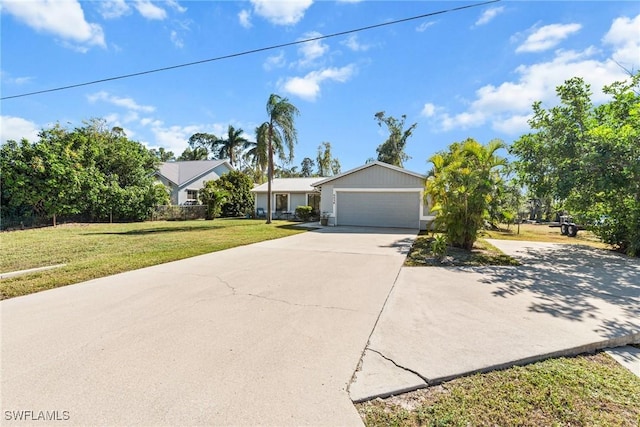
1, 1, 639, 174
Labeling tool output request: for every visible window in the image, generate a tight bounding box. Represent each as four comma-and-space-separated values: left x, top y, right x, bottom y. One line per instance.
307, 193, 320, 214
187, 190, 198, 202
275, 194, 288, 212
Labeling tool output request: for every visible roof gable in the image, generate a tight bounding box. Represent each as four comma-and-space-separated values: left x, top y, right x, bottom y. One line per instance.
156, 160, 232, 187
312, 161, 425, 187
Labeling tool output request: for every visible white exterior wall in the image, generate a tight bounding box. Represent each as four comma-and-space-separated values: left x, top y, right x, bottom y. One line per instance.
254, 192, 314, 214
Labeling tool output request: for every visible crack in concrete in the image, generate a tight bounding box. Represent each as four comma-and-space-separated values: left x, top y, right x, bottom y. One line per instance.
367, 348, 430, 385
216, 276, 358, 312
244, 292, 360, 312
216, 276, 237, 295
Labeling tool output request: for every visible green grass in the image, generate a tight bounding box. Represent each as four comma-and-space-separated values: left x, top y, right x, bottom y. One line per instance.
357, 352, 640, 426
405, 233, 520, 267
0, 219, 304, 300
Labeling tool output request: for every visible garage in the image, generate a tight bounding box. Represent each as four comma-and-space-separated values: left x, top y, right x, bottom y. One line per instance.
314, 161, 433, 230
336, 191, 420, 229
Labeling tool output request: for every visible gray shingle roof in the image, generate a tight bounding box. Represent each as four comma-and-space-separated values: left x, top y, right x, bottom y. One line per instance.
156, 160, 230, 187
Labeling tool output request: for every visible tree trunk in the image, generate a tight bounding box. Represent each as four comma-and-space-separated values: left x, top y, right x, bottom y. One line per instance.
266, 124, 273, 224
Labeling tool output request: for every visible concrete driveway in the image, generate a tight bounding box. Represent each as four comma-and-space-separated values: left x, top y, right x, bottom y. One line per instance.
1, 227, 416, 426
350, 239, 640, 401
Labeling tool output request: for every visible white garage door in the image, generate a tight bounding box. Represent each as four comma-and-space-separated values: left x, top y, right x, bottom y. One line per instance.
336, 191, 420, 229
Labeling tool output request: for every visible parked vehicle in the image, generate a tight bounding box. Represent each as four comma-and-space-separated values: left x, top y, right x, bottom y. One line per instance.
549, 215, 585, 237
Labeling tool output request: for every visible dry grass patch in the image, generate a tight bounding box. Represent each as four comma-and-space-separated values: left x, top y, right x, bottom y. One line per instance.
482, 223, 610, 249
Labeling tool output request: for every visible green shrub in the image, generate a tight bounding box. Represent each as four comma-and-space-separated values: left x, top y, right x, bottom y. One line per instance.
295, 205, 313, 221
430, 234, 448, 260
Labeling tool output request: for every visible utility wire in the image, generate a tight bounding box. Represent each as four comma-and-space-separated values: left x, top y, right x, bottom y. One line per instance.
1, 0, 500, 101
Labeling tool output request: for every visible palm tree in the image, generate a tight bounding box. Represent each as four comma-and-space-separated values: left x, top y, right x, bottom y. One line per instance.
243, 124, 273, 183
178, 146, 209, 160
262, 94, 299, 223
215, 125, 248, 167
426, 138, 506, 250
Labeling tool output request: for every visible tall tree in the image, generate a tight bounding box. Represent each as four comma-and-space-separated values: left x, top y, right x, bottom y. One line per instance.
215, 125, 248, 166
150, 147, 175, 161
316, 142, 332, 176
188, 132, 217, 157
177, 146, 209, 160
300, 157, 315, 177
243, 125, 270, 183
426, 138, 507, 250
316, 141, 341, 177
263, 94, 299, 223
331, 158, 341, 176
374, 111, 417, 167
0, 120, 165, 226
512, 74, 640, 255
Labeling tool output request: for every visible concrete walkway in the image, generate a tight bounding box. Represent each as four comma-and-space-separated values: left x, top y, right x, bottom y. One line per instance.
1, 227, 416, 426
350, 240, 640, 401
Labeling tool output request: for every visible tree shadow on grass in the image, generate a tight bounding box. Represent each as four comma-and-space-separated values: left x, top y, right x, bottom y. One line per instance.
82, 224, 230, 235
473, 244, 640, 340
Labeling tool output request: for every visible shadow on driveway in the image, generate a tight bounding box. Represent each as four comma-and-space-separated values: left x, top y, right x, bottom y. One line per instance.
478, 242, 640, 338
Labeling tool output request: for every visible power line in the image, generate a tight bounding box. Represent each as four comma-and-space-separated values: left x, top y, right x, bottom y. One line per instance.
1, 0, 500, 101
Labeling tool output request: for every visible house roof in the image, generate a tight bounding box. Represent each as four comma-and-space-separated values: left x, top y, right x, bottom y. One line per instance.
251, 177, 322, 193
156, 160, 232, 187
312, 161, 426, 187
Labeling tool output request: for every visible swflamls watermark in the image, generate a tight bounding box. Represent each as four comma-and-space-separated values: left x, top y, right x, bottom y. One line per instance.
4, 410, 70, 422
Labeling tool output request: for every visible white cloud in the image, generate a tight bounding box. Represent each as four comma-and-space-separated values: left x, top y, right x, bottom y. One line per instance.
416, 21, 436, 32
296, 31, 329, 68
99, 0, 131, 19
341, 34, 371, 52
516, 23, 582, 53
492, 114, 532, 135
87, 91, 156, 113
421, 103, 436, 117
133, 0, 167, 20
250, 0, 313, 25
166, 0, 186, 13
0, 116, 40, 143
603, 14, 640, 68
100, 0, 184, 20
474, 6, 504, 27
2, 0, 105, 49
281, 65, 355, 101
238, 9, 252, 28
264, 51, 286, 71
1, 71, 33, 85
170, 30, 183, 48
147, 122, 227, 155
426, 13, 638, 137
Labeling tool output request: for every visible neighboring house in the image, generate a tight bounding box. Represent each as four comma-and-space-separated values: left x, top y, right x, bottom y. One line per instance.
154, 160, 234, 205
313, 161, 434, 230
251, 177, 321, 217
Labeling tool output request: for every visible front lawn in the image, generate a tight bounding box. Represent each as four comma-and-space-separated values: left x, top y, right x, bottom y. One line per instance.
0, 219, 304, 300
357, 352, 640, 426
